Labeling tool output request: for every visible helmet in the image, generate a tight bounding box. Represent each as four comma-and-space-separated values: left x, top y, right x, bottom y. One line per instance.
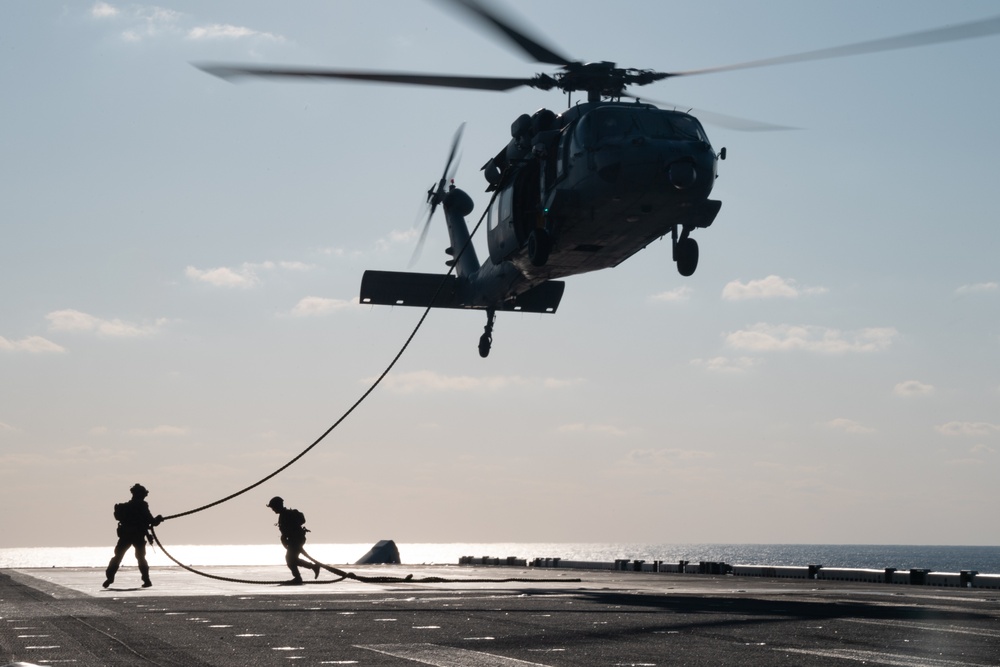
130, 484, 149, 497
266, 496, 284, 509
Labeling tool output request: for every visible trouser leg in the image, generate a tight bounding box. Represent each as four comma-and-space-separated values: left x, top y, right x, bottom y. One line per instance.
105, 537, 131, 582
285, 549, 302, 580
285, 541, 310, 580
135, 540, 151, 585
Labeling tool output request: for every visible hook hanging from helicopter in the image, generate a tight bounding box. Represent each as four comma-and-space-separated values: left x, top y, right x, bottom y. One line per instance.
195, 1, 1000, 358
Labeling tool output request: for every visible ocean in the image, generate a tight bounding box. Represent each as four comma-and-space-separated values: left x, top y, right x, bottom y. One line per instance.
2, 543, 999, 574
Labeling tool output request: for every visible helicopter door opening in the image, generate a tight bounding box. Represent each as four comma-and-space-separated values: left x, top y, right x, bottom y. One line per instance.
487, 163, 542, 264
555, 120, 578, 182
487, 185, 516, 264
513, 162, 540, 244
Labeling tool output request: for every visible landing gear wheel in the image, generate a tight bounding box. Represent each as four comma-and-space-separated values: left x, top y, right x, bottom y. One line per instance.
527, 228, 552, 267
676, 237, 699, 277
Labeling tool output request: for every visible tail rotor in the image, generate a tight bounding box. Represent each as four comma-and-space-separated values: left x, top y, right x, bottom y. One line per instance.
409, 123, 465, 268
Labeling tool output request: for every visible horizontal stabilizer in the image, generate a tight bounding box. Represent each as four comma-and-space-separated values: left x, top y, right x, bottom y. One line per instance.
360, 270, 564, 313
360, 271, 458, 308
507, 280, 564, 313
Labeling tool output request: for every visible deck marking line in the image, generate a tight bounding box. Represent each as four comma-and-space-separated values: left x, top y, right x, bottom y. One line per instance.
782, 648, 995, 667
357, 643, 553, 666
841, 618, 1000, 638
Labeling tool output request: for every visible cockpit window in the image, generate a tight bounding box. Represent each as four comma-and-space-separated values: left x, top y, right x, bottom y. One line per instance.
593, 109, 638, 141
579, 107, 708, 146
638, 111, 707, 142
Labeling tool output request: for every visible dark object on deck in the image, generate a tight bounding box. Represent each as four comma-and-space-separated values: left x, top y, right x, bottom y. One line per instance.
356, 540, 401, 565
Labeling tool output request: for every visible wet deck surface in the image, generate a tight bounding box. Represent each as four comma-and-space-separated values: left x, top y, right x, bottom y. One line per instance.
3, 565, 1000, 666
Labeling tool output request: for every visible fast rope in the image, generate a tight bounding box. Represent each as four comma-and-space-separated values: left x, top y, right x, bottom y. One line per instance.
161, 186, 497, 524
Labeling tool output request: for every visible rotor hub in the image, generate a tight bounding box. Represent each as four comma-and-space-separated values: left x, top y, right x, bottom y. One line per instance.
542, 62, 670, 102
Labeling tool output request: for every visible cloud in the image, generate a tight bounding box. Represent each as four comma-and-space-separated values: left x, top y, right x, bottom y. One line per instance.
0, 335, 66, 354
375, 228, 419, 253
88, 3, 284, 45
726, 323, 897, 353
823, 418, 875, 434
557, 423, 636, 438
185, 263, 262, 288
935, 422, 1000, 437
90, 2, 119, 18
893, 380, 934, 397
0, 422, 16, 432
690, 356, 758, 374
187, 24, 284, 41
373, 370, 577, 394
315, 231, 414, 259
290, 296, 358, 316
318, 247, 348, 257
185, 260, 311, 288
126, 425, 190, 437
955, 282, 998, 295
120, 6, 183, 42
722, 275, 827, 301
278, 261, 313, 272
46, 309, 165, 337
651, 286, 692, 303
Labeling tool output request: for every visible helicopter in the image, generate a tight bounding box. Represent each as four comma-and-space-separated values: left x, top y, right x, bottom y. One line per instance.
198, 0, 1000, 358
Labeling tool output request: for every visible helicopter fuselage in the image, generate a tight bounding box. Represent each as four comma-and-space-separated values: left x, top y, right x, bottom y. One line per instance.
483, 100, 721, 289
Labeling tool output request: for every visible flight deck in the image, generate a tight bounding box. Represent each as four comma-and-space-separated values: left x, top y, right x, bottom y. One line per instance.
3, 564, 1000, 666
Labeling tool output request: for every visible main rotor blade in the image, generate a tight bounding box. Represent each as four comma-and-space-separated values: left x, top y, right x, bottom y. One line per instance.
666, 14, 1000, 78
630, 95, 797, 132
438, 0, 574, 67
196, 63, 536, 92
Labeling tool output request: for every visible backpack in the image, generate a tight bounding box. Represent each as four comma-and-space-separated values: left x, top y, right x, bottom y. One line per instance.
113, 502, 130, 522
288, 509, 306, 528
281, 508, 309, 536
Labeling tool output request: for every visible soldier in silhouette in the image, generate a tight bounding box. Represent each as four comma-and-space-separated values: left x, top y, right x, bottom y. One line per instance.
267, 496, 320, 584
103, 483, 163, 588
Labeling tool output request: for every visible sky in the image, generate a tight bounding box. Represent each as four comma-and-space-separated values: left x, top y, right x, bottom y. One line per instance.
1, 0, 998, 551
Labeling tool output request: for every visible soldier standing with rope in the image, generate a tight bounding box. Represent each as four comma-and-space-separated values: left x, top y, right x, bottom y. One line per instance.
267, 496, 320, 584
103, 483, 163, 588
